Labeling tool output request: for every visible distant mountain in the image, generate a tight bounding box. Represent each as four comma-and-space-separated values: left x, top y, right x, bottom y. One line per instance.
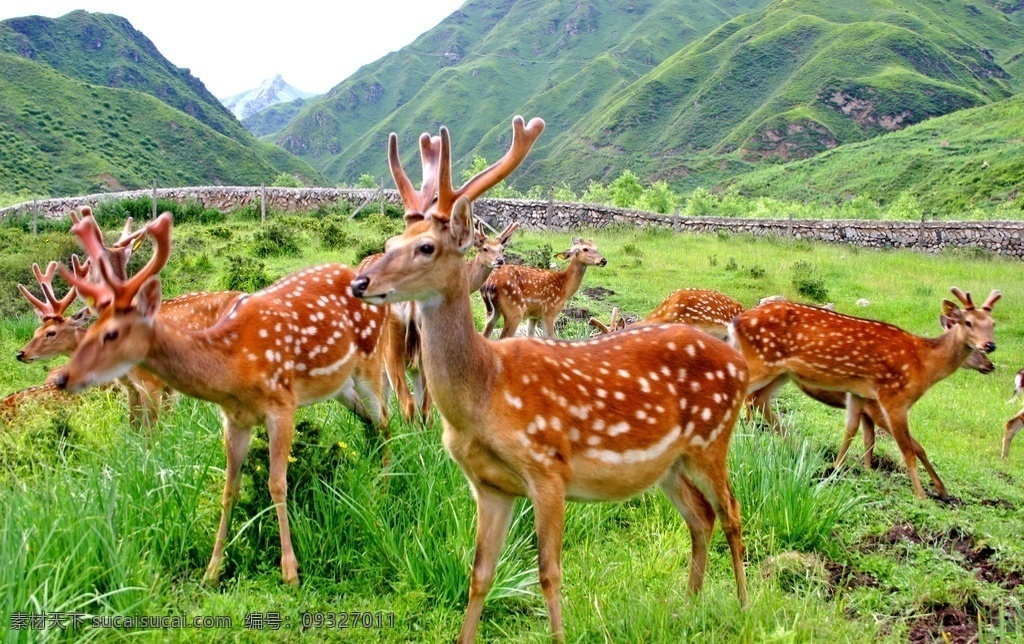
221, 75, 312, 121
0, 11, 324, 195
244, 97, 312, 138
273, 0, 1024, 193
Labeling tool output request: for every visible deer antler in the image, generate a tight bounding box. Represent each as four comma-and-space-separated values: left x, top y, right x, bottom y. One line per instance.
389, 131, 442, 222
981, 290, 1002, 312
950, 287, 974, 310
435, 116, 545, 218
61, 213, 174, 310
18, 261, 79, 319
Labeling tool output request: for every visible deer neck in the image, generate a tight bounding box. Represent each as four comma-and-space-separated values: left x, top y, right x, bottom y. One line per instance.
464, 257, 493, 294
414, 263, 498, 424
919, 326, 974, 389
144, 318, 237, 402
557, 257, 588, 301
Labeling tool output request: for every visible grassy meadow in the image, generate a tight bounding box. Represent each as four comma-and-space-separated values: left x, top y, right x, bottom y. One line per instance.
1, 201, 1023, 642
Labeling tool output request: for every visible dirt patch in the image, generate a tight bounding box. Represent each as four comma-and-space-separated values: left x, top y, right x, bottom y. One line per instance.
822, 560, 879, 598
862, 524, 1022, 591
907, 605, 979, 644
560, 306, 591, 320
581, 286, 615, 300
979, 497, 1016, 511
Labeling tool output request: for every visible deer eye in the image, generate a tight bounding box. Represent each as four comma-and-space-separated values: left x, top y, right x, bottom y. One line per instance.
46, 330, 57, 338
965, 320, 973, 328
103, 329, 119, 342
418, 243, 435, 256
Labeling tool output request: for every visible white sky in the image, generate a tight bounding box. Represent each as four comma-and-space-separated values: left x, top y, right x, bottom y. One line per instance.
0, 0, 466, 98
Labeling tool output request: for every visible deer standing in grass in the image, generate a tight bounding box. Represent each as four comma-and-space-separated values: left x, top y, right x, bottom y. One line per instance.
481, 236, 606, 339
372, 220, 521, 422
1003, 368, 1024, 459
730, 289, 1000, 500
351, 116, 749, 642
57, 213, 388, 586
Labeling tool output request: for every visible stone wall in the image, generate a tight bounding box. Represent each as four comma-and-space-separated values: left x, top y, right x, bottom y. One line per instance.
3, 186, 1022, 259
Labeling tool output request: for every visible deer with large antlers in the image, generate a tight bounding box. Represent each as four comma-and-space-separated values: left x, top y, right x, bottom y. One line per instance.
369, 219, 521, 422
57, 213, 389, 586
481, 236, 606, 339
730, 289, 1000, 500
16, 258, 94, 369
351, 116, 749, 641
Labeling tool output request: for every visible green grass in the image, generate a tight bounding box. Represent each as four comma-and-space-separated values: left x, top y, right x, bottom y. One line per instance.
1, 214, 1023, 641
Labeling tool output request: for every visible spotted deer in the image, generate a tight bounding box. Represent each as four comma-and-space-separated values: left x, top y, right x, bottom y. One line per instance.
351, 116, 749, 642
370, 219, 521, 422
589, 289, 745, 341
794, 307, 995, 468
14, 216, 241, 427
730, 289, 1000, 500
57, 212, 388, 586
1003, 368, 1024, 459
480, 236, 606, 339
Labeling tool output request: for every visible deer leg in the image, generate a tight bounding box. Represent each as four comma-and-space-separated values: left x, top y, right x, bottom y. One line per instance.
1004, 415, 1023, 460
860, 405, 878, 469
383, 321, 416, 421
747, 374, 789, 433
881, 405, 934, 500
659, 466, 716, 596
526, 318, 539, 338
531, 483, 567, 641
481, 297, 500, 339
678, 456, 748, 605
458, 484, 515, 644
907, 435, 947, 500
542, 316, 557, 339
265, 407, 300, 585
499, 311, 523, 339
204, 416, 253, 586
834, 394, 866, 469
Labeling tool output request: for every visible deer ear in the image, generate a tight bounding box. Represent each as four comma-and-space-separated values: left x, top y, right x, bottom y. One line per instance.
553, 251, 569, 260
69, 307, 94, 329
940, 300, 963, 329
136, 277, 163, 320
450, 196, 475, 253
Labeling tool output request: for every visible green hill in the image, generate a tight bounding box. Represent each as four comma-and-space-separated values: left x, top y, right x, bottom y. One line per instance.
721, 92, 1024, 216
274, 0, 773, 187
0, 11, 323, 195
0, 52, 319, 195
245, 98, 313, 138
539, 0, 1021, 187
274, 0, 1023, 196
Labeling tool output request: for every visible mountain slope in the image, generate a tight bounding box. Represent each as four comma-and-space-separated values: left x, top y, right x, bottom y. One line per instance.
0, 52, 318, 195
0, 11, 322, 189
244, 98, 311, 138
538, 0, 1020, 187
722, 93, 1024, 216
275, 0, 773, 186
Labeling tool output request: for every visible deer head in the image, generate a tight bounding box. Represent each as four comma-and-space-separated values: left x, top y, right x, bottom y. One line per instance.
16, 257, 92, 362
56, 213, 173, 392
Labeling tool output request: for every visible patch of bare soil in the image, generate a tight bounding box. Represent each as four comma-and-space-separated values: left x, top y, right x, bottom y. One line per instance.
560, 306, 591, 320
822, 560, 879, 598
581, 286, 615, 300
861, 524, 1022, 590
907, 605, 979, 644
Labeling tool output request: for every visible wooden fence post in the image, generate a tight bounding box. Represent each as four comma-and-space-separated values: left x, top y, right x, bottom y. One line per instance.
152, 179, 157, 219
673, 205, 680, 233
32, 199, 38, 236
788, 211, 793, 239
546, 191, 554, 228
918, 211, 926, 249
261, 183, 267, 223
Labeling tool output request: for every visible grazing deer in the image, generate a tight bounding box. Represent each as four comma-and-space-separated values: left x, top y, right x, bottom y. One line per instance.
589, 289, 745, 341
371, 220, 521, 422
57, 213, 388, 586
730, 289, 1000, 500
1003, 368, 1024, 460
351, 116, 749, 642
480, 236, 606, 339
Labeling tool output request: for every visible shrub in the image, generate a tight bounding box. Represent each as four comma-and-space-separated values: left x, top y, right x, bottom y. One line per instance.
271, 173, 304, 188
250, 221, 302, 259
791, 260, 829, 302
222, 255, 272, 292
92, 197, 225, 226
610, 170, 643, 208
361, 213, 403, 238
318, 217, 358, 250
